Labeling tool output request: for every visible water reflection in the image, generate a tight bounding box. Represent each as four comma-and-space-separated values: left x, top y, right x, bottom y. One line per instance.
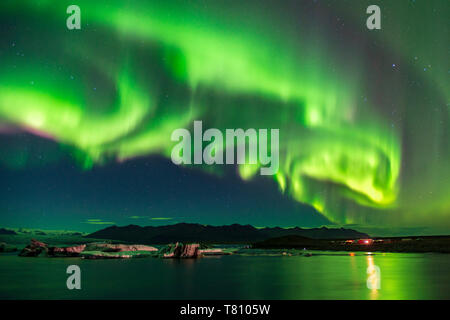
366, 254, 380, 299
1, 252, 449, 299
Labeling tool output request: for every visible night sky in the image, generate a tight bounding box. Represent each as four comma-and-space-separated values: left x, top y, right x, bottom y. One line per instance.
0, 1, 448, 235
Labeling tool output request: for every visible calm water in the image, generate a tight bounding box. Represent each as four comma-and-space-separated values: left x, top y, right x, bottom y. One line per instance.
1, 251, 449, 299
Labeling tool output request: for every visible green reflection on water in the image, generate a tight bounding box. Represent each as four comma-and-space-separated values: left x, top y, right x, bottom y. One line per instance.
0, 252, 449, 299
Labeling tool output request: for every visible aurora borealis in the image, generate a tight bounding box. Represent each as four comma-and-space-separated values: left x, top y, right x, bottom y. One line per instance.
0, 1, 448, 234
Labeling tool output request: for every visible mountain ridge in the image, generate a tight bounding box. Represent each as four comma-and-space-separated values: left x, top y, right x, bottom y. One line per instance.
85, 223, 369, 244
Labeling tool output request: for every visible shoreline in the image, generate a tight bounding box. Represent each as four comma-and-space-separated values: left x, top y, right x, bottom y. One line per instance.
251, 235, 450, 254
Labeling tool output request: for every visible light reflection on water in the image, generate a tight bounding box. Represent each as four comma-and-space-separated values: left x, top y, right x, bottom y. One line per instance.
0, 251, 449, 299
366, 254, 380, 300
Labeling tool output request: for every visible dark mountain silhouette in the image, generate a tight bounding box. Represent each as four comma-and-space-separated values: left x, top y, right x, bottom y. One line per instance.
85, 223, 369, 244
0, 228, 17, 235
253, 235, 323, 248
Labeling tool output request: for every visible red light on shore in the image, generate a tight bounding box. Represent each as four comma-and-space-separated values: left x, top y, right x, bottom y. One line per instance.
357, 239, 374, 245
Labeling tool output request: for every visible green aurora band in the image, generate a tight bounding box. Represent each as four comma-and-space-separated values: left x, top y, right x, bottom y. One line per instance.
0, 0, 448, 228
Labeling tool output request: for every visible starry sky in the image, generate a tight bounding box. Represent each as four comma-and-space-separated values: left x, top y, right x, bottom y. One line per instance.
0, 0, 448, 235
